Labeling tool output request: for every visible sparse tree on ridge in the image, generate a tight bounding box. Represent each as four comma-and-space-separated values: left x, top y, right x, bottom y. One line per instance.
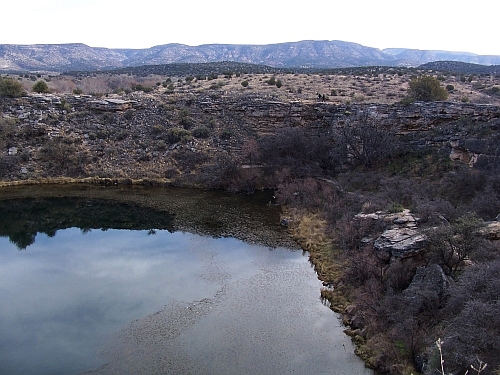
0, 77, 26, 97
407, 75, 448, 102
33, 80, 50, 93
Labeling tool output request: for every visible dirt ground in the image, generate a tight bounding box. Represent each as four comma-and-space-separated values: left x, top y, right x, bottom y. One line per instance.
15, 69, 500, 106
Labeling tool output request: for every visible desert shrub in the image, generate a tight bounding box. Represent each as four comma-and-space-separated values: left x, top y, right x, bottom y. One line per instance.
197, 154, 241, 190
219, 128, 233, 140
275, 79, 282, 88
0, 155, 19, 177
470, 187, 500, 221
131, 84, 153, 93
378, 175, 429, 210
380, 287, 440, 363
406, 75, 448, 102
267, 76, 276, 85
426, 212, 484, 277
95, 129, 109, 140
331, 113, 399, 169
343, 244, 386, 289
445, 84, 454, 91
0, 77, 26, 97
437, 260, 500, 374
387, 202, 404, 213
32, 80, 50, 93
241, 80, 249, 87
113, 131, 129, 141
384, 259, 417, 293
150, 124, 165, 136
275, 178, 338, 212
164, 167, 180, 179
0, 117, 19, 148
192, 126, 210, 138
257, 127, 334, 179
154, 140, 166, 151
412, 196, 456, 224
333, 210, 381, 253
40, 138, 87, 176
241, 138, 260, 165
178, 108, 190, 126
166, 127, 191, 144
172, 150, 210, 173
439, 166, 487, 208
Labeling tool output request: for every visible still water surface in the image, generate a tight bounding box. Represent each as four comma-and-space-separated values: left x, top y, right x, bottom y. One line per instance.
0, 188, 372, 375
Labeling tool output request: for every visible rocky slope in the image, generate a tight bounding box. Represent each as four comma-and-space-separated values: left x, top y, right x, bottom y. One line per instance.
1, 89, 499, 185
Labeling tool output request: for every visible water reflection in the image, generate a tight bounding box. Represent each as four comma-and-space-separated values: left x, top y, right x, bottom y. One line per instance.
0, 197, 174, 249
0, 188, 372, 375
0, 229, 216, 374
0, 185, 295, 250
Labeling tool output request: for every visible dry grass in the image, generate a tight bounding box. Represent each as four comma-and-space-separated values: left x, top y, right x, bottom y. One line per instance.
12, 70, 500, 105
290, 212, 330, 250
185, 72, 500, 105
283, 209, 345, 285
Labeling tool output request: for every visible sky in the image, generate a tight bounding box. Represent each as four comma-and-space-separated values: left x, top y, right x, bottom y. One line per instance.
2, 0, 499, 55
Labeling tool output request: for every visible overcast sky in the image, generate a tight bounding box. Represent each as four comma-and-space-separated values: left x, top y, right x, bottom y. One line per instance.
2, 0, 499, 55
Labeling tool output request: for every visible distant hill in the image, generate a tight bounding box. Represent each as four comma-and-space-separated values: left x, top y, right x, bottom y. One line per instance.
383, 48, 500, 67
1, 40, 500, 72
85, 61, 287, 78
417, 61, 500, 75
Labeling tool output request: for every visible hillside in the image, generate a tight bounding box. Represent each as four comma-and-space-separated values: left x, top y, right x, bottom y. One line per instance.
418, 61, 500, 75
2, 40, 500, 72
384, 48, 500, 67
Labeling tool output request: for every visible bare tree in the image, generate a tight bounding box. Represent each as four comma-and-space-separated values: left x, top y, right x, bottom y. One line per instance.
331, 112, 398, 169
427, 212, 484, 277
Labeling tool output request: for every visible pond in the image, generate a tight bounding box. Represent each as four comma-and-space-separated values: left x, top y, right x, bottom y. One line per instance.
0, 185, 372, 375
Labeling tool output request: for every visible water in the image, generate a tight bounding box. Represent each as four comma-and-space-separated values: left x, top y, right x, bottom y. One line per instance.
0, 186, 372, 375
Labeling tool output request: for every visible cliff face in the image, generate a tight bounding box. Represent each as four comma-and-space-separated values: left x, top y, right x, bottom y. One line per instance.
197, 97, 500, 169
0, 44, 126, 71
1, 91, 499, 184
2, 41, 500, 72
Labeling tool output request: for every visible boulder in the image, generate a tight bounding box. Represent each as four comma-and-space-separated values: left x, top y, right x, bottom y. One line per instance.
403, 264, 449, 300
374, 227, 427, 258
354, 209, 418, 228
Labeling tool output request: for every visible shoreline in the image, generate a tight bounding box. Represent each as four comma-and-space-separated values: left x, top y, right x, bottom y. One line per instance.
1, 180, 374, 370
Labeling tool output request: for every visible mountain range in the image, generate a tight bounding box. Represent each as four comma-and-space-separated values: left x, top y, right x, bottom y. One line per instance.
1, 40, 500, 72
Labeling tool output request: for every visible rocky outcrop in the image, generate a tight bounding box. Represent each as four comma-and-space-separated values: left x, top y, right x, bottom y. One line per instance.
354, 209, 427, 259
403, 264, 449, 300
2, 92, 500, 182
449, 133, 500, 169
374, 227, 427, 259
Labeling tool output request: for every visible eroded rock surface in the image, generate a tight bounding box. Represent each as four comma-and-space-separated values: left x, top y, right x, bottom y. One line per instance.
374, 227, 427, 259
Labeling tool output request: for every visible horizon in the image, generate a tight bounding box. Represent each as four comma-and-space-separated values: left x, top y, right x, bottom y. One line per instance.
1, 0, 499, 56
2, 39, 499, 58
